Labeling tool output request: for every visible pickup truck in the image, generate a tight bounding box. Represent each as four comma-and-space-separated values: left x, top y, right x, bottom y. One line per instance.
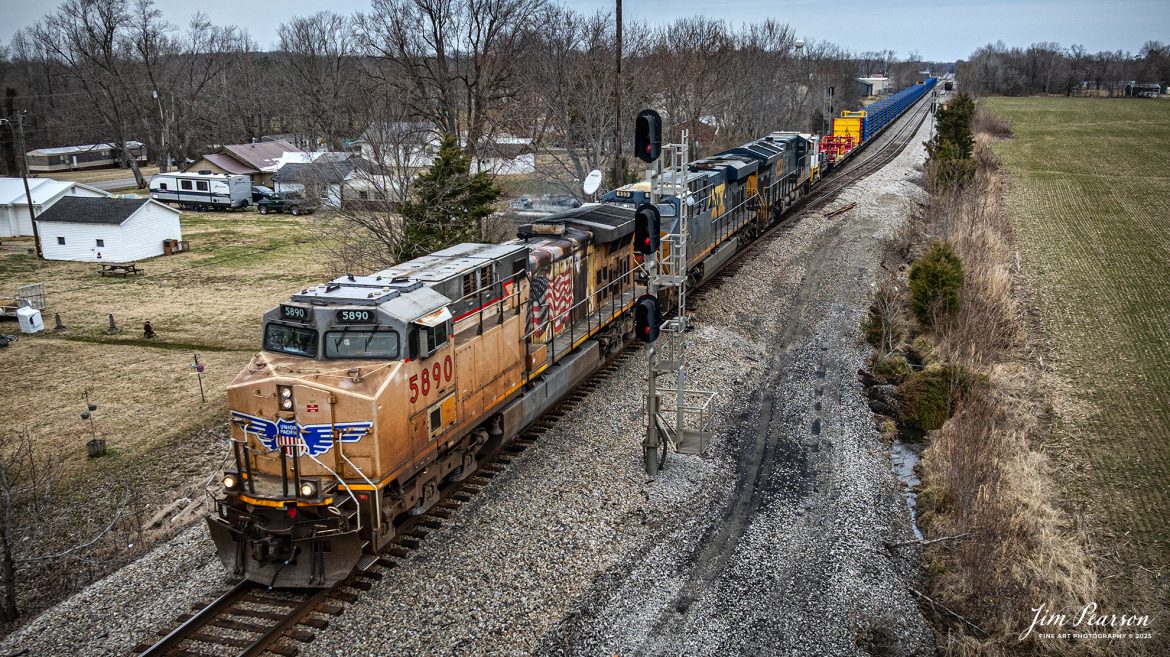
257, 193, 317, 215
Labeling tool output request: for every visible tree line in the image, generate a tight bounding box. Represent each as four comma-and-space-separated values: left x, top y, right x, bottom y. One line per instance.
958, 40, 1170, 97
0, 0, 940, 190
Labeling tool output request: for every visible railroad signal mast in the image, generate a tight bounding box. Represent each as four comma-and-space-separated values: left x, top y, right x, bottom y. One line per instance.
635, 109, 715, 476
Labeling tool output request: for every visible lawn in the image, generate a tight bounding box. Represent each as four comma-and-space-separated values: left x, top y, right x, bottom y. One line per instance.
0, 208, 331, 487
987, 97, 1170, 609
39, 165, 160, 185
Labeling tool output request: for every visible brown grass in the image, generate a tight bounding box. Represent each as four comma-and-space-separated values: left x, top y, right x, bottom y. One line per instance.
913, 128, 1104, 655
919, 368, 1098, 656
974, 106, 1014, 140
0, 208, 333, 627
931, 143, 1023, 369
38, 165, 160, 185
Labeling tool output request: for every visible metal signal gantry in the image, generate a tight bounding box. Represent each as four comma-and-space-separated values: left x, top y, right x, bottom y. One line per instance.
638, 120, 716, 477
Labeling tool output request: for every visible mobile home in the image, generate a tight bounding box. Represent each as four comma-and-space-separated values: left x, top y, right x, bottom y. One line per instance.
26, 141, 146, 173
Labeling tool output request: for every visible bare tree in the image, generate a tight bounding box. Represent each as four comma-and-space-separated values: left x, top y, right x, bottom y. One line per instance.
29, 0, 149, 187
276, 11, 359, 150
0, 428, 130, 622
357, 0, 546, 163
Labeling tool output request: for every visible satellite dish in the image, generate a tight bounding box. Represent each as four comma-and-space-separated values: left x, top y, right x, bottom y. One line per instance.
583, 169, 603, 195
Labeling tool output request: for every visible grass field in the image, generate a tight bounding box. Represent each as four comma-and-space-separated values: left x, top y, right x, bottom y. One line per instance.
39, 165, 160, 185
0, 209, 330, 495
987, 97, 1170, 612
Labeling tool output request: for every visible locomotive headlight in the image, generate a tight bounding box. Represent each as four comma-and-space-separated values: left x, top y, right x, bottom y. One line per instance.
280, 388, 292, 399
223, 474, 239, 490
281, 398, 294, 410
279, 386, 294, 410
299, 481, 316, 497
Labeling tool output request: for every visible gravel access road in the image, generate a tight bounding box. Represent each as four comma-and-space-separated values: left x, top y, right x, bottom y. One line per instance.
0, 107, 937, 657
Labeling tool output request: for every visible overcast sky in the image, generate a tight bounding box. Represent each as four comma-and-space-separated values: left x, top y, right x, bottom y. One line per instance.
1, 0, 1167, 62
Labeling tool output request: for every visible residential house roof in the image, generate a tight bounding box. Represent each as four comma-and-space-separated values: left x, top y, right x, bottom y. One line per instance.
201, 153, 258, 175
273, 160, 358, 185
186, 139, 305, 176
0, 178, 109, 206
356, 122, 438, 145
222, 140, 303, 172
27, 141, 144, 157
33, 196, 162, 225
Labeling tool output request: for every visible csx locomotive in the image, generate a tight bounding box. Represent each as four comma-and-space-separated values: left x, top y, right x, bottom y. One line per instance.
208, 78, 937, 588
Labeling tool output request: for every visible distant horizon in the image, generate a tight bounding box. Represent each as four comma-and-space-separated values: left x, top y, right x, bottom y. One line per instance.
1, 0, 1167, 62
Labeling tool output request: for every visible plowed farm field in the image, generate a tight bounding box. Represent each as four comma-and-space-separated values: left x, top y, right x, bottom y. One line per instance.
988, 97, 1170, 614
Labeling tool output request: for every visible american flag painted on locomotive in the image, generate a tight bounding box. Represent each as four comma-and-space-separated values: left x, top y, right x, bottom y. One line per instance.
549, 267, 572, 333
530, 274, 549, 338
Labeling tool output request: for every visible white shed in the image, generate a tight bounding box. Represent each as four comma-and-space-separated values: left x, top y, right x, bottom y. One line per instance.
34, 196, 182, 263
0, 178, 109, 237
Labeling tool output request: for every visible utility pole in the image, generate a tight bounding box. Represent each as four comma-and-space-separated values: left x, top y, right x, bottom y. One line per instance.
613, 0, 623, 187
153, 90, 169, 173
1, 113, 41, 258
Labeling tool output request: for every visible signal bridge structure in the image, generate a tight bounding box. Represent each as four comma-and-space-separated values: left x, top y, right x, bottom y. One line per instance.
635, 112, 717, 476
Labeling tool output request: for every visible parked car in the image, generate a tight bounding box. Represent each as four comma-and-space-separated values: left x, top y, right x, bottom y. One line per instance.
251, 185, 276, 203
257, 192, 317, 216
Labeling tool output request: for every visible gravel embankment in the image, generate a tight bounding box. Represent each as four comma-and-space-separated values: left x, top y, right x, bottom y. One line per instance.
1, 108, 937, 657
0, 522, 234, 656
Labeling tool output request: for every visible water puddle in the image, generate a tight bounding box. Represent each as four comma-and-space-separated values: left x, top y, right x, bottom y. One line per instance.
889, 439, 924, 540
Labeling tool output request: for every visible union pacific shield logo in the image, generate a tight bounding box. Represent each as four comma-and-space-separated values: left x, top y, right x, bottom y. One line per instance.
231, 411, 372, 458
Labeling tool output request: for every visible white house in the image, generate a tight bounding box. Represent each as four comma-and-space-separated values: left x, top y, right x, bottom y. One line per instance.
354, 122, 536, 176
471, 135, 535, 176
34, 196, 182, 263
0, 178, 108, 237
271, 160, 358, 208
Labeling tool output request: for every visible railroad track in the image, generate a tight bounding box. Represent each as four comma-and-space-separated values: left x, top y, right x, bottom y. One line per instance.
134, 94, 933, 657
135, 347, 641, 657
696, 94, 934, 292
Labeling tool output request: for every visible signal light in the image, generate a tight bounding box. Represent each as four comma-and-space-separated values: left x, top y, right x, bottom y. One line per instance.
634, 203, 660, 255
635, 109, 662, 164
634, 294, 661, 343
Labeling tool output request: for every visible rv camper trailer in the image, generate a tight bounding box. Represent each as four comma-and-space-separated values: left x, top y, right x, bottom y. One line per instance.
149, 171, 252, 210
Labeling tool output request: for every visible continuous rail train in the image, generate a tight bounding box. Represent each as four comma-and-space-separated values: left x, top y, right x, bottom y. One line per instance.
208, 77, 938, 588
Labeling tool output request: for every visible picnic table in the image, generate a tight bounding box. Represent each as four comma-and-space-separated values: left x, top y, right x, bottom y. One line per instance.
98, 263, 144, 277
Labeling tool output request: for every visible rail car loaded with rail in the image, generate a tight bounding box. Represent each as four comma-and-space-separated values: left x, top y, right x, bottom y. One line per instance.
208, 77, 938, 588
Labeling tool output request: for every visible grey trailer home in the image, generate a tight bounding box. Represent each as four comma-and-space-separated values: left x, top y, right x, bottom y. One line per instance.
149, 171, 252, 210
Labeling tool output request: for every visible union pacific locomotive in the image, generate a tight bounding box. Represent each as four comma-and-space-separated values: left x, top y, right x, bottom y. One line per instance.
208, 78, 937, 587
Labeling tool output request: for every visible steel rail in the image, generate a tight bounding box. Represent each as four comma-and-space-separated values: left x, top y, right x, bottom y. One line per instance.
138, 580, 258, 656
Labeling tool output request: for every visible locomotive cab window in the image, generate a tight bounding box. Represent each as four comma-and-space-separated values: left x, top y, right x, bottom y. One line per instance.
324, 330, 399, 360
423, 322, 449, 353
411, 317, 451, 359
263, 323, 318, 358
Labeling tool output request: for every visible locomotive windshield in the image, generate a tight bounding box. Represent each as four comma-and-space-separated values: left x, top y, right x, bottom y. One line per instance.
263, 323, 318, 357
324, 330, 400, 360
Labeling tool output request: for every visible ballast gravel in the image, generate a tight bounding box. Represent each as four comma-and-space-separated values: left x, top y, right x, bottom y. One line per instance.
0, 109, 937, 657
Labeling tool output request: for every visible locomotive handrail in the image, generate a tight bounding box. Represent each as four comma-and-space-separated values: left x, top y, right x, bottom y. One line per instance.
304, 449, 364, 532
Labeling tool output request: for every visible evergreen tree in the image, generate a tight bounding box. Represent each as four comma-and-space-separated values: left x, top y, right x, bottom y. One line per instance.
932, 92, 976, 159
926, 92, 977, 187
397, 134, 501, 260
